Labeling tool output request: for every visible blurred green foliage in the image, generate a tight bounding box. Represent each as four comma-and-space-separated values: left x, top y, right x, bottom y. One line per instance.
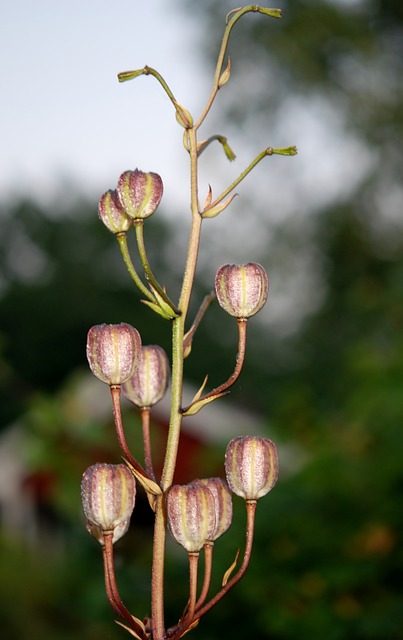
1, 0, 403, 638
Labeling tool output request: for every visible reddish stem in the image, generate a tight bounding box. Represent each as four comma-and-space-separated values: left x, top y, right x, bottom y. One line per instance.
110, 385, 153, 481
102, 533, 147, 639
195, 543, 214, 610
190, 500, 256, 624
181, 318, 247, 413
140, 407, 156, 481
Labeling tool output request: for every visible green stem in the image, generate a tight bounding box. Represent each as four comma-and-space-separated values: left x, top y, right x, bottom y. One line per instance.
151, 126, 202, 640
151, 495, 166, 640
134, 221, 179, 314
195, 6, 280, 129
116, 232, 155, 302
209, 147, 279, 210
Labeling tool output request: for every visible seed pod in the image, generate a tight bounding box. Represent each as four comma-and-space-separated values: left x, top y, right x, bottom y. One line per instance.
215, 263, 269, 319
122, 345, 170, 408
225, 436, 279, 500
166, 482, 216, 553
194, 477, 232, 541
98, 189, 132, 234
86, 323, 141, 386
81, 463, 136, 544
117, 169, 163, 220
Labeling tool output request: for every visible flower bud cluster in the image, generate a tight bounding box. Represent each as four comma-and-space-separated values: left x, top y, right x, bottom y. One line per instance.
98, 169, 163, 233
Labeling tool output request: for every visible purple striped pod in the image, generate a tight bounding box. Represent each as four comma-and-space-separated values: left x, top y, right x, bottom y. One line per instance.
225, 436, 279, 501
81, 463, 136, 544
122, 345, 170, 408
117, 169, 163, 220
86, 323, 141, 386
166, 482, 217, 553
215, 263, 269, 319
193, 477, 233, 541
98, 189, 132, 234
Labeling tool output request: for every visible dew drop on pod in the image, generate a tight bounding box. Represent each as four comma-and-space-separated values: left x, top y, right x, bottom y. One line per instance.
225, 436, 279, 501
86, 322, 142, 386
117, 168, 164, 220
81, 463, 136, 544
122, 345, 170, 409
215, 262, 269, 319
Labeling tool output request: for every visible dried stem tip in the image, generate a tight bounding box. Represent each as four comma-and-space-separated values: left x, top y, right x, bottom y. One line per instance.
122, 345, 170, 408
215, 263, 269, 319
86, 323, 142, 385
166, 483, 217, 553
81, 463, 136, 544
225, 436, 279, 500
117, 169, 163, 220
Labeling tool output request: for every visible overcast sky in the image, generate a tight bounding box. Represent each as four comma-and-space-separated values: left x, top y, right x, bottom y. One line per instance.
0, 0, 208, 207
1, 1, 375, 334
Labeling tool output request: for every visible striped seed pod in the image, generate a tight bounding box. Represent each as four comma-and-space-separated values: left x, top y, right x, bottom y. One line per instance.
166, 482, 217, 553
215, 263, 269, 319
86, 323, 141, 386
193, 477, 233, 541
98, 189, 132, 234
122, 345, 170, 408
117, 169, 163, 220
225, 436, 279, 500
81, 463, 136, 544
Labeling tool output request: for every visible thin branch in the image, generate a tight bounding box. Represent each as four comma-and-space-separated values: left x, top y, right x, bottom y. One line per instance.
116, 233, 155, 302
181, 318, 247, 413
140, 407, 156, 481
134, 221, 179, 315
103, 533, 148, 639
183, 291, 216, 357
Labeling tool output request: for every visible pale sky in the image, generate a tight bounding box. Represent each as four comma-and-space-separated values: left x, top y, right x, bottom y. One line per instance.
0, 0, 207, 207
0, 0, 375, 334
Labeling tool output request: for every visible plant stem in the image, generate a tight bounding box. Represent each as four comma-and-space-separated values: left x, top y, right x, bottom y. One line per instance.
134, 221, 179, 314
195, 543, 214, 609
181, 318, 248, 413
110, 385, 152, 481
151, 494, 166, 640
116, 232, 155, 302
190, 500, 257, 624
140, 407, 156, 481
103, 533, 147, 639
183, 291, 216, 357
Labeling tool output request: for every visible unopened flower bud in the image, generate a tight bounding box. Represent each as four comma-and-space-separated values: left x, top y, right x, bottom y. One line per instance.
86, 323, 141, 385
98, 189, 132, 234
81, 463, 136, 544
194, 477, 232, 541
122, 345, 170, 408
166, 482, 216, 553
215, 263, 269, 319
225, 436, 279, 500
117, 169, 163, 220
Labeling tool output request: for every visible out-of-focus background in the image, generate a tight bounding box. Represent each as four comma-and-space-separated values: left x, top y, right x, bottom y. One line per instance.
1, 0, 402, 638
